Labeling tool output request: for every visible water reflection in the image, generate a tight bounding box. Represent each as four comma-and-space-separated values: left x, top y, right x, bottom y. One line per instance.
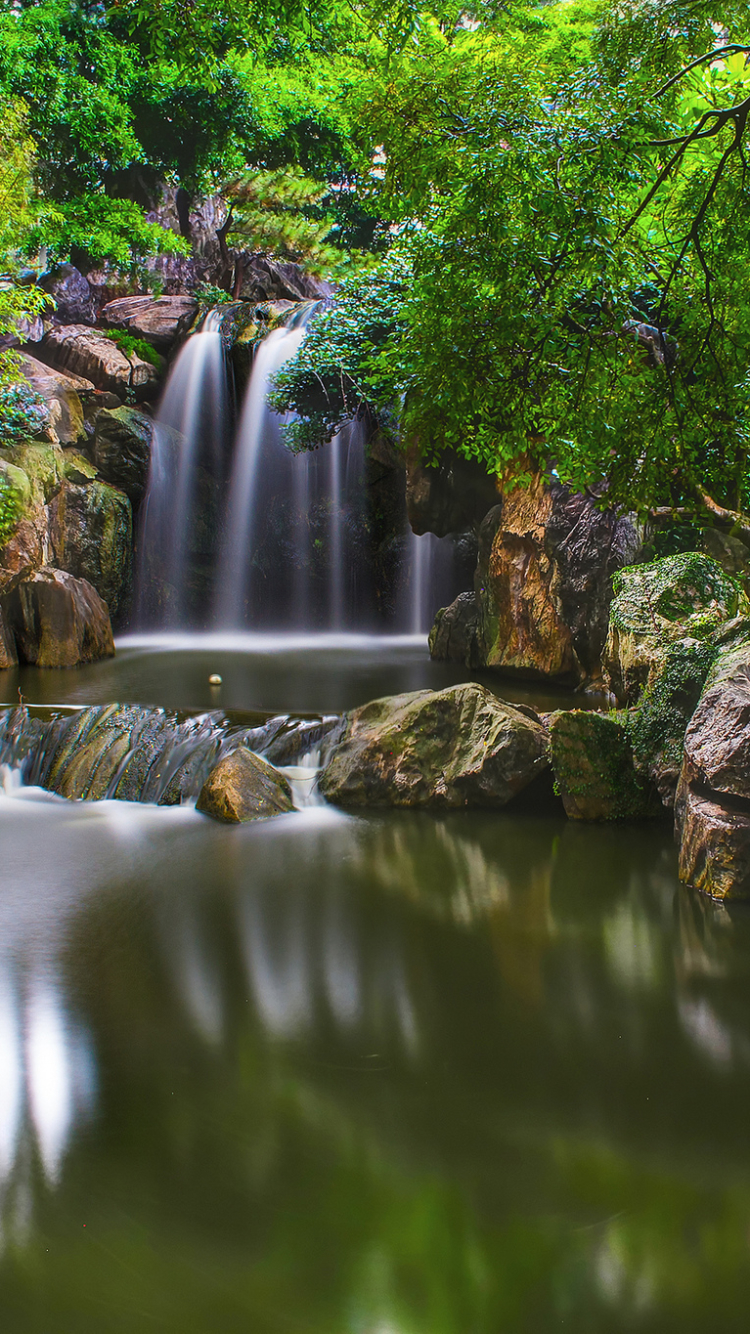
2, 791, 750, 1328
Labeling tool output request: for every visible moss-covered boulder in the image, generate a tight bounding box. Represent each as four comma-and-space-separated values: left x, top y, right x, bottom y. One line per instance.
49, 479, 132, 621
93, 406, 155, 506
548, 710, 658, 821
626, 637, 719, 807
196, 747, 294, 822
318, 683, 549, 809
604, 552, 746, 705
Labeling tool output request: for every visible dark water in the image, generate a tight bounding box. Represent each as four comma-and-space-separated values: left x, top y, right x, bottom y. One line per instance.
0, 633, 591, 716
0, 643, 748, 1330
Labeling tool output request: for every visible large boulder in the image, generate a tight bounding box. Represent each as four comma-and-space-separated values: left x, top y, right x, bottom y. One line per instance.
318, 683, 549, 809
604, 552, 745, 705
2, 567, 115, 667
93, 406, 154, 505
236, 257, 333, 304
40, 325, 158, 396
548, 710, 658, 821
40, 264, 96, 325
49, 480, 132, 621
101, 295, 198, 349
475, 478, 641, 685
428, 592, 480, 666
18, 353, 92, 446
196, 746, 295, 822
627, 637, 718, 808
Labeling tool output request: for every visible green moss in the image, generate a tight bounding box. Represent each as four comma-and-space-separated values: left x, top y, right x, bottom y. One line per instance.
0, 469, 21, 545
627, 639, 718, 778
610, 552, 745, 640
549, 711, 656, 821
101, 330, 164, 372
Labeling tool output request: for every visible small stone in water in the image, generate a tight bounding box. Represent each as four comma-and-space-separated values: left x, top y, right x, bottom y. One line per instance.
209, 674, 222, 686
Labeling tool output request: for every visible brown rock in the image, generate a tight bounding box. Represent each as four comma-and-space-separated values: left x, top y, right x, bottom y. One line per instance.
101, 295, 198, 348
196, 746, 294, 822
40, 325, 158, 395
405, 444, 500, 537
676, 781, 750, 901
3, 568, 115, 667
0, 604, 17, 668
19, 354, 92, 446
318, 683, 549, 809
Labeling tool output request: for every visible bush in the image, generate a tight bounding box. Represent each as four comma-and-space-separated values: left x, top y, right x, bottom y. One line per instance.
0, 378, 49, 443
0, 470, 21, 545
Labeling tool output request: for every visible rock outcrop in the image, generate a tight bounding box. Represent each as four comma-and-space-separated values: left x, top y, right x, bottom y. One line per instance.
319, 683, 549, 809
604, 552, 745, 704
474, 478, 641, 685
2, 567, 115, 667
40, 264, 96, 325
93, 406, 154, 505
548, 710, 658, 821
428, 592, 480, 666
49, 480, 132, 620
19, 354, 92, 446
40, 325, 158, 396
101, 295, 198, 348
196, 746, 295, 822
405, 446, 500, 538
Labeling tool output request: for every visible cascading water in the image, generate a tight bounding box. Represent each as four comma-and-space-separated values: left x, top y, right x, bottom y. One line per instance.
403, 529, 464, 633
215, 305, 371, 630
135, 311, 228, 626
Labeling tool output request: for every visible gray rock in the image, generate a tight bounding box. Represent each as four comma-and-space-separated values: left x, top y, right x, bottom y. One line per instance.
405, 445, 499, 538
40, 264, 96, 325
428, 592, 480, 666
101, 295, 198, 349
318, 683, 549, 809
197, 747, 295, 822
41, 325, 158, 395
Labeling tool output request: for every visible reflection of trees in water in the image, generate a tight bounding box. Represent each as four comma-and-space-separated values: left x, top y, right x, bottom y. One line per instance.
6, 800, 750, 1326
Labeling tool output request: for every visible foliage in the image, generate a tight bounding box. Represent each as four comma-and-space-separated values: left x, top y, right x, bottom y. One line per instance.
26, 196, 189, 273
101, 330, 164, 371
226, 167, 353, 274
0, 470, 22, 545
0, 382, 49, 444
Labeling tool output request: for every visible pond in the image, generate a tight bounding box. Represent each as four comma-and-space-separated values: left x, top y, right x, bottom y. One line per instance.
0, 639, 748, 1332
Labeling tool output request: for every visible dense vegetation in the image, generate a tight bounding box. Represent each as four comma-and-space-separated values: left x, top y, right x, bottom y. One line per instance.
2, 0, 750, 522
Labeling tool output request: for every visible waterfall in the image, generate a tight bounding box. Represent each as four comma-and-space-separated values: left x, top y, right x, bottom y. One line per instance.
215, 306, 370, 631
135, 311, 228, 626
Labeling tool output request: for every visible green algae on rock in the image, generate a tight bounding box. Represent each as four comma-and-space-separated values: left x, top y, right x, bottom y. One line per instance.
604, 553, 747, 705
626, 637, 719, 808
548, 710, 658, 822
319, 683, 549, 809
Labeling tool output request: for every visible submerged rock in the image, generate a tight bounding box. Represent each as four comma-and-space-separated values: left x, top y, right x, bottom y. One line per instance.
93, 406, 154, 505
548, 710, 658, 821
3, 567, 115, 667
197, 747, 295, 822
318, 683, 549, 809
475, 477, 640, 685
428, 592, 480, 666
604, 552, 744, 705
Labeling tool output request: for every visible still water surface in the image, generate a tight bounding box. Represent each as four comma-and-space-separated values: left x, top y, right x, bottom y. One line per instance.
0, 642, 748, 1331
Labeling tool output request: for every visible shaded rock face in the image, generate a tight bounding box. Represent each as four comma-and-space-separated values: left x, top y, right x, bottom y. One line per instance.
236, 257, 333, 304
101, 295, 199, 349
41, 325, 158, 396
49, 480, 132, 621
604, 552, 744, 705
0, 604, 17, 668
3, 568, 114, 667
40, 264, 96, 325
93, 406, 154, 506
428, 592, 480, 667
196, 746, 294, 822
19, 354, 92, 446
548, 710, 659, 821
405, 446, 499, 538
474, 479, 640, 685
319, 683, 549, 809
627, 637, 718, 808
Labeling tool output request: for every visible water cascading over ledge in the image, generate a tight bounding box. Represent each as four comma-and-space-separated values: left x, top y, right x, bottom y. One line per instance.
134, 303, 465, 634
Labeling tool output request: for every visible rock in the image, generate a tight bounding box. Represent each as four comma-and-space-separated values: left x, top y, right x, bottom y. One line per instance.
0, 604, 17, 668
701, 527, 750, 579
604, 552, 745, 705
18, 353, 92, 446
318, 683, 549, 809
429, 592, 480, 666
101, 295, 198, 349
676, 784, 750, 901
40, 325, 158, 395
49, 480, 132, 621
548, 710, 659, 821
236, 257, 333, 304
2, 567, 115, 667
627, 637, 718, 807
405, 445, 499, 537
475, 477, 642, 685
196, 746, 294, 822
93, 407, 154, 505
39, 264, 96, 325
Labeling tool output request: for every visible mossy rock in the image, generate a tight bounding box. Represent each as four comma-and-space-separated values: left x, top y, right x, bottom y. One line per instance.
604, 552, 747, 704
548, 710, 660, 821
626, 637, 719, 808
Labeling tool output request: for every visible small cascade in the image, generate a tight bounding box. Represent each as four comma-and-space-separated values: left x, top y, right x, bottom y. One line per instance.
136, 311, 229, 626
403, 530, 462, 633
